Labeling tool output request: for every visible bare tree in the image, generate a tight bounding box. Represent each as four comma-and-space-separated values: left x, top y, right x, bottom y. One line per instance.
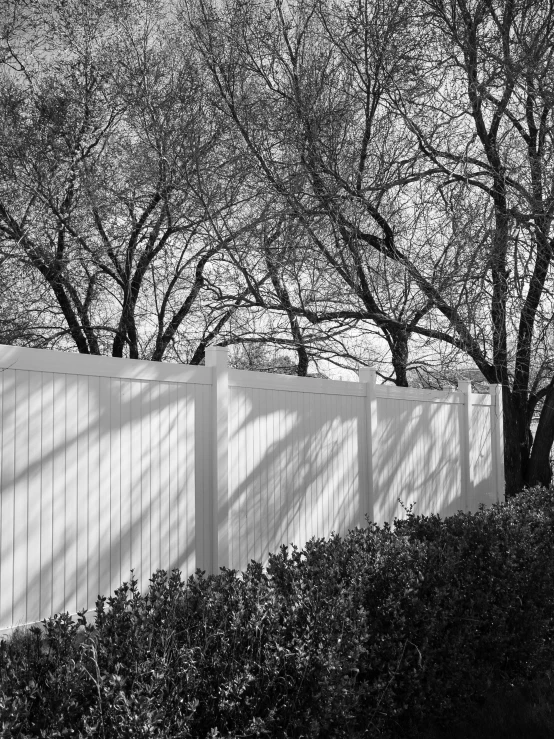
3, 0, 553, 494
0, 0, 267, 361
183, 0, 554, 494
396, 0, 554, 492
183, 0, 440, 384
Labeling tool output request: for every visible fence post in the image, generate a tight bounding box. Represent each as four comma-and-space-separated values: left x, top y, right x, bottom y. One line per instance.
457, 380, 473, 511
205, 346, 229, 574
490, 384, 505, 503
358, 366, 377, 525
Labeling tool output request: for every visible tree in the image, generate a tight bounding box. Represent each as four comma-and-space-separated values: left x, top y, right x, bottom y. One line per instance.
183, 0, 554, 495
184, 0, 441, 384
399, 0, 554, 492
3, 0, 553, 495
0, 0, 268, 362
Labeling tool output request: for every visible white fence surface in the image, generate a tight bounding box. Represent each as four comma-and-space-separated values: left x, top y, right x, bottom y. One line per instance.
0, 345, 504, 630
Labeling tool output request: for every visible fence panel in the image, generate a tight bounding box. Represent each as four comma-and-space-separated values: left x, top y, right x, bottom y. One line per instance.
0, 346, 504, 630
470, 398, 495, 509
228, 372, 363, 570
372, 391, 463, 524
0, 348, 206, 630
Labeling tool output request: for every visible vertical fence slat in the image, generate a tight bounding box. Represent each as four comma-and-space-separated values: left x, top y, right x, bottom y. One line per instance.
205, 347, 229, 573
52, 373, 67, 615
140, 381, 152, 589
177, 383, 186, 571
158, 382, 170, 573
68, 375, 80, 611
458, 380, 472, 512
40, 373, 54, 622
358, 367, 376, 525
120, 379, 132, 583
88, 375, 101, 613
246, 387, 254, 563
108, 378, 121, 593
194, 384, 210, 574
260, 386, 269, 563
97, 376, 111, 601
183, 387, 196, 576
1, 369, 15, 628
167, 382, 177, 571
27, 370, 43, 623
130, 381, 142, 585
13, 371, 30, 625
150, 382, 161, 573
76, 375, 89, 613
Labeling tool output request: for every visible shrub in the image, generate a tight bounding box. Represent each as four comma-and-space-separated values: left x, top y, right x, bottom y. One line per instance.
1, 485, 553, 738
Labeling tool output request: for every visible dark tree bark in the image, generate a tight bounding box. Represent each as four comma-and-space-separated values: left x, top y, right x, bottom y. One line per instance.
526, 381, 554, 488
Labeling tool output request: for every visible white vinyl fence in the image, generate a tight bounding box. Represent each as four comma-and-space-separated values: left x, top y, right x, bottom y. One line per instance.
0, 345, 504, 631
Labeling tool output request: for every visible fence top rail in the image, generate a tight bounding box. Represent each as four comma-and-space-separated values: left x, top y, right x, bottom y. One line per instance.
0, 346, 498, 403
229, 368, 493, 403
229, 368, 366, 396
375, 386, 462, 403
0, 346, 211, 385
375, 386, 492, 404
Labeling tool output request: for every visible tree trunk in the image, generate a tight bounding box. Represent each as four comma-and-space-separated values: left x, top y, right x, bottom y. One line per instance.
295, 342, 309, 376
525, 383, 554, 489
391, 329, 409, 387
502, 388, 532, 498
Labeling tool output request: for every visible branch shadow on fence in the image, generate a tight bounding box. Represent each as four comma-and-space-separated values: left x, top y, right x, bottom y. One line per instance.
0, 350, 500, 631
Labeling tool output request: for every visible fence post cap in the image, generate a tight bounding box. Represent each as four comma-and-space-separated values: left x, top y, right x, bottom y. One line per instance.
205, 346, 228, 366
358, 366, 377, 383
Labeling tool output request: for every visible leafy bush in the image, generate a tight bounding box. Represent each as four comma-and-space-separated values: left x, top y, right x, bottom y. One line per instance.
1, 485, 554, 738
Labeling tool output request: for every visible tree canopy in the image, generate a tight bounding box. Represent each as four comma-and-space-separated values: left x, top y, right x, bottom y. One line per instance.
1, 0, 554, 495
